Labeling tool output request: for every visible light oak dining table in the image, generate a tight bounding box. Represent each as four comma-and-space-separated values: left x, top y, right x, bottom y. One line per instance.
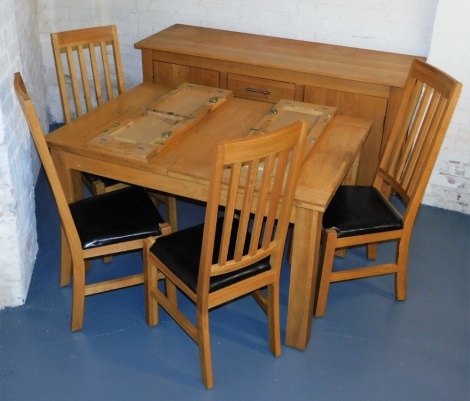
46, 81, 371, 351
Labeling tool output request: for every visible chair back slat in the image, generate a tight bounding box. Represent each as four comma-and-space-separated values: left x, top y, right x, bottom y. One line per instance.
404, 88, 442, 194
76, 44, 93, 114
88, 43, 103, 105
236, 160, 258, 258
218, 162, 241, 266
248, 156, 272, 254
63, 46, 83, 119
394, 87, 433, 193
200, 121, 307, 283
100, 42, 115, 100
263, 148, 290, 249
375, 59, 462, 221
51, 25, 125, 123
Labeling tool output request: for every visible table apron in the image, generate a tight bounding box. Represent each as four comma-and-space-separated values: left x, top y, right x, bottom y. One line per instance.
52, 150, 207, 200
54, 150, 323, 222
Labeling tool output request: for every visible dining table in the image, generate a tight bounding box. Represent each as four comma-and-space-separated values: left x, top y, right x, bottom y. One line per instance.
46, 81, 371, 351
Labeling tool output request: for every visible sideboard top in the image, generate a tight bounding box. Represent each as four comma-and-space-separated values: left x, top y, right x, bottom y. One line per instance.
135, 24, 424, 88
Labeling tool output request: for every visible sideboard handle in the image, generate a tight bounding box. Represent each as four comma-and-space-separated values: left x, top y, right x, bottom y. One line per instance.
246, 87, 271, 95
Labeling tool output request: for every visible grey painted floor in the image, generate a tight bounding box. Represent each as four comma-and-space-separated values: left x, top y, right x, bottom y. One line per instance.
1, 168, 469, 400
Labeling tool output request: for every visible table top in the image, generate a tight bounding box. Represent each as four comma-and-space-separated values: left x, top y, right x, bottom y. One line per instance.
46, 82, 371, 212
134, 24, 421, 88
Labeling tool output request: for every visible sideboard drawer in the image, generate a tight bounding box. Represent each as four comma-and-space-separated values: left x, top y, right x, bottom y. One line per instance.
153, 61, 220, 88
227, 73, 295, 103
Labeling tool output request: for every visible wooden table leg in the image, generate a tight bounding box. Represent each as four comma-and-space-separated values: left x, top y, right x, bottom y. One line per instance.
285, 207, 323, 350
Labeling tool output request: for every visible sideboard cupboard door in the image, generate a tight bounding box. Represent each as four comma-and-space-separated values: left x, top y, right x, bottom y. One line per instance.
153, 61, 220, 88
304, 86, 387, 185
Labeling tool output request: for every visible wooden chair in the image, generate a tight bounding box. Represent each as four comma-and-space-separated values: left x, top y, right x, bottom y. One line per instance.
51, 25, 177, 231
144, 121, 308, 388
314, 59, 462, 317
14, 72, 172, 331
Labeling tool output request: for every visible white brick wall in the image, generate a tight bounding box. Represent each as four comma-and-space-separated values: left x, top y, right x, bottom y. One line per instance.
424, 0, 470, 214
0, 0, 49, 308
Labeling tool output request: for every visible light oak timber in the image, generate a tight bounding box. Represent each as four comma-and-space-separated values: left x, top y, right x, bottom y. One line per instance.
46, 82, 371, 350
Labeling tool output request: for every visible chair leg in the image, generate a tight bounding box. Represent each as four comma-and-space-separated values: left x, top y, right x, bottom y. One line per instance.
90, 178, 106, 195
144, 241, 159, 326
71, 260, 86, 331
314, 229, 338, 318
165, 279, 178, 307
267, 282, 281, 357
166, 196, 178, 232
148, 191, 178, 232
197, 309, 214, 389
102, 255, 113, 263
395, 240, 408, 301
367, 243, 378, 259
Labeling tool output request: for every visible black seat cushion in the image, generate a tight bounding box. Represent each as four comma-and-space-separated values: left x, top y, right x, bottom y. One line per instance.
323, 186, 403, 238
149, 218, 271, 293
70, 186, 165, 249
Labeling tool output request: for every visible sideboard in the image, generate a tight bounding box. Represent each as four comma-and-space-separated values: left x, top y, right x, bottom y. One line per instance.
135, 24, 424, 185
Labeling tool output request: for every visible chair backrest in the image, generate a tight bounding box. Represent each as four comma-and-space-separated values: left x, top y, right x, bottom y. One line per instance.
14, 73, 83, 261
51, 25, 125, 123
374, 59, 462, 226
198, 121, 308, 293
